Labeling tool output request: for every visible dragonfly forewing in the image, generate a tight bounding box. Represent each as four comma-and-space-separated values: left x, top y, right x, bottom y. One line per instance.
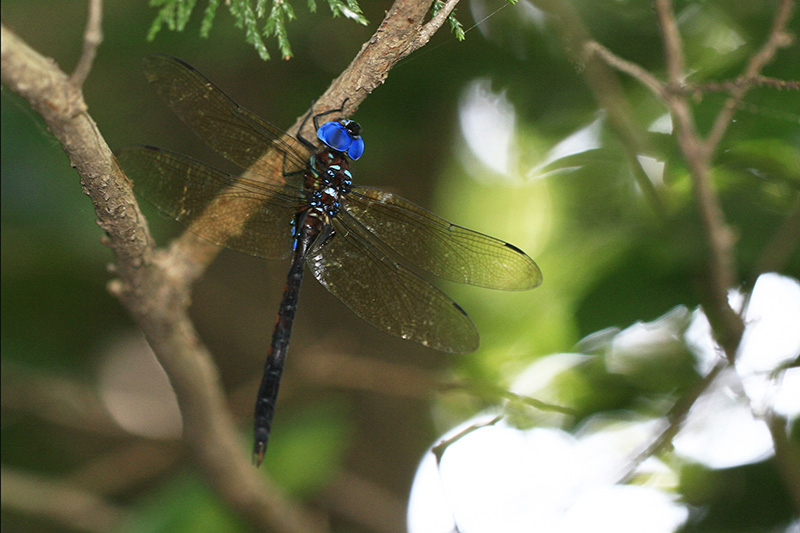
344, 186, 543, 290
117, 146, 300, 260
142, 55, 311, 188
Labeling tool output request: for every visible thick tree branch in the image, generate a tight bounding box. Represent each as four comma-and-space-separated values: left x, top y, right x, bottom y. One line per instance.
291, 0, 456, 139
1, 25, 148, 265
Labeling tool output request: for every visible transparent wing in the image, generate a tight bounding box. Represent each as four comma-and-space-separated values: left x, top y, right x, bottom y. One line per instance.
117, 146, 300, 259
142, 54, 310, 186
306, 210, 480, 354
344, 186, 542, 290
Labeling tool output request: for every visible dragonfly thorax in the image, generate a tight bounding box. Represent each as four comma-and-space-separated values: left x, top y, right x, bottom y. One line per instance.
306, 149, 353, 217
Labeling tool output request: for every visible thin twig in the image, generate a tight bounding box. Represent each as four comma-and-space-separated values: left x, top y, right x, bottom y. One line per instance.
299, 349, 438, 399
617, 361, 726, 484
533, 0, 667, 217
705, 0, 796, 155
64, 442, 183, 497
440, 379, 579, 416
1, 361, 125, 437
686, 76, 800, 93
677, 107, 743, 360
416, 0, 461, 46
654, 0, 685, 84
431, 415, 504, 465
70, 0, 103, 87
1, 467, 126, 533
584, 41, 666, 98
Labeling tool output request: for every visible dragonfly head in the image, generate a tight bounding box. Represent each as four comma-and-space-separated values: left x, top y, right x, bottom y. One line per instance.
317, 120, 365, 160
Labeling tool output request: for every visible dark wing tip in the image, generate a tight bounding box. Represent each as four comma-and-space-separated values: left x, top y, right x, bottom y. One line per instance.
443, 301, 480, 354
501, 243, 543, 290
503, 242, 525, 255
141, 55, 203, 86
142, 53, 189, 69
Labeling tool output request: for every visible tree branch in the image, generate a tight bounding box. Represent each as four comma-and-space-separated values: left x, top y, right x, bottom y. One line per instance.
168, 0, 459, 284
1, 467, 126, 533
766, 409, 800, 512
654, 0, 685, 84
70, 0, 103, 87
651, 0, 737, 324
617, 361, 727, 484
657, 0, 795, 359
584, 40, 666, 98
291, 0, 455, 140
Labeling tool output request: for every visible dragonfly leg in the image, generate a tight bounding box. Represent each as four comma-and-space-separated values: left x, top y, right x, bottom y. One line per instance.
311, 98, 350, 130
297, 98, 353, 150
296, 101, 319, 152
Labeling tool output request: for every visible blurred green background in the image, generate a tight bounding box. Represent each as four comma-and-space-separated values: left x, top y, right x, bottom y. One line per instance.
2, 0, 798, 531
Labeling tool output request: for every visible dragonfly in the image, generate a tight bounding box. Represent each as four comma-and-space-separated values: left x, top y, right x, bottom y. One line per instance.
117, 55, 542, 466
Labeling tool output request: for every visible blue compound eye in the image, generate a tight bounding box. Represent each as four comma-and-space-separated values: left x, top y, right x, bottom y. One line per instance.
317, 121, 352, 152
317, 120, 365, 160
347, 136, 364, 160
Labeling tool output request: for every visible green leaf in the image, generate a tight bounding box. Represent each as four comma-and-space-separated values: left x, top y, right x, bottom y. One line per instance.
431, 0, 465, 41
200, 0, 219, 37
146, 0, 367, 60
448, 11, 466, 41
326, 0, 368, 25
